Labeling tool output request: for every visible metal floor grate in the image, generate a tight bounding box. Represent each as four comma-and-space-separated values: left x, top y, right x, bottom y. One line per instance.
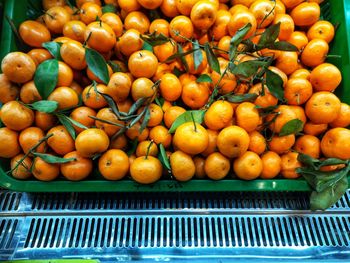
1, 190, 350, 261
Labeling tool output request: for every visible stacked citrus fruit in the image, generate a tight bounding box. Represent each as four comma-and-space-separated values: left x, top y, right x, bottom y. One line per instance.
0, 0, 349, 186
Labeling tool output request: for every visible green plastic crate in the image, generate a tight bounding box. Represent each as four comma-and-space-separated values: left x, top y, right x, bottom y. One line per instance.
0, 0, 349, 192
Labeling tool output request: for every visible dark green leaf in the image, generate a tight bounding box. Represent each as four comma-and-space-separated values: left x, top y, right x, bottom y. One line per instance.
265, 69, 285, 102
142, 42, 153, 52
34, 59, 59, 99
230, 60, 267, 78
128, 97, 149, 116
26, 1, 44, 20
177, 44, 189, 72
139, 107, 150, 133
229, 23, 252, 60
279, 119, 304, 136
257, 23, 280, 49
310, 176, 348, 211
165, 47, 196, 63
168, 110, 206, 133
66, 116, 88, 130
223, 93, 258, 103
319, 158, 348, 168
65, 0, 75, 9
155, 97, 165, 107
158, 144, 171, 171
204, 43, 220, 73
108, 61, 121, 73
193, 40, 203, 71
33, 153, 75, 164
85, 48, 110, 84
98, 92, 123, 119
196, 74, 212, 83
127, 139, 138, 156
43, 41, 62, 60
102, 4, 117, 13
30, 100, 58, 113
269, 41, 299, 51
173, 67, 184, 77
57, 114, 76, 140
297, 153, 320, 170
140, 32, 169, 47
128, 109, 146, 128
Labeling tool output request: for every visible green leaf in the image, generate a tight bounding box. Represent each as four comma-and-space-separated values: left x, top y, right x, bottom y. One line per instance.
155, 97, 165, 107
265, 69, 285, 102
269, 41, 299, 52
257, 23, 280, 49
56, 114, 76, 140
196, 74, 212, 83
223, 93, 258, 103
128, 97, 149, 116
142, 42, 153, 52
158, 144, 171, 171
139, 107, 150, 133
193, 40, 203, 70
165, 46, 196, 63
85, 48, 110, 84
173, 67, 184, 77
297, 153, 320, 170
177, 44, 189, 72
204, 43, 220, 74
140, 32, 169, 47
98, 92, 124, 119
229, 23, 252, 60
30, 100, 58, 113
230, 60, 267, 78
127, 139, 138, 156
319, 158, 348, 168
310, 176, 348, 211
168, 110, 206, 133
279, 119, 304, 136
43, 41, 62, 60
108, 61, 122, 73
102, 4, 117, 13
33, 153, 75, 164
34, 59, 59, 99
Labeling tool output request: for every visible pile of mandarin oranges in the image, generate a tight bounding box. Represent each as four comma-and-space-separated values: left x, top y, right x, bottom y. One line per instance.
0, 0, 350, 185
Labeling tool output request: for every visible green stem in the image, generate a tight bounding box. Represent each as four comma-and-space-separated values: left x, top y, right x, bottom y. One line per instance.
190, 112, 197, 132
145, 140, 154, 160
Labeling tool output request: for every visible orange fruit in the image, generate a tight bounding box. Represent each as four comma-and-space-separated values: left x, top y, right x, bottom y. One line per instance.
169, 15, 194, 42
204, 100, 233, 130
76, 0, 102, 7
118, 0, 140, 12
57, 61, 73, 87
201, 129, 218, 157
35, 112, 57, 132
290, 2, 320, 27
60, 40, 87, 70
101, 13, 123, 37
181, 81, 210, 109
106, 72, 131, 102
235, 102, 260, 133
86, 64, 113, 83
19, 20, 51, 47
284, 78, 313, 106
248, 131, 266, 155
164, 106, 186, 128
137, 0, 163, 9
273, 14, 294, 41
130, 155, 162, 184
330, 103, 350, 128
11, 154, 33, 179
321, 128, 350, 160
190, 0, 218, 31
0, 127, 21, 158
70, 106, 97, 133
211, 10, 231, 40
154, 41, 178, 63
19, 127, 46, 154
43, 6, 71, 34
149, 126, 172, 148
136, 140, 159, 157
125, 122, 149, 141
231, 0, 255, 7
170, 150, 196, 181
268, 66, 288, 87
290, 105, 307, 124
152, 63, 172, 82
62, 20, 87, 43
305, 91, 341, 124
84, 21, 116, 53
42, 0, 66, 10
184, 49, 208, 75
249, 83, 278, 108
0, 74, 19, 104
268, 134, 295, 155
194, 156, 206, 178
48, 86, 79, 110
95, 108, 123, 137
146, 104, 164, 127
233, 151, 263, 180
268, 105, 297, 133
61, 151, 93, 181
204, 152, 230, 180
131, 77, 156, 101
47, 125, 75, 155
310, 63, 342, 92
27, 48, 52, 66
275, 0, 286, 14
294, 134, 321, 159
124, 11, 150, 34
260, 151, 281, 179
217, 125, 250, 158
289, 69, 310, 80
301, 39, 329, 67
128, 50, 158, 78
173, 122, 209, 155
161, 0, 180, 17
118, 29, 144, 57
249, 0, 275, 28
75, 128, 110, 157
159, 73, 182, 102
1, 52, 36, 83
82, 84, 108, 109
287, 31, 308, 51
228, 11, 256, 39
0, 101, 34, 131
175, 0, 200, 16
211, 58, 237, 94
280, 152, 301, 179
80, 2, 102, 24
307, 20, 335, 43
110, 134, 128, 150
275, 51, 298, 75
280, 0, 303, 9
149, 19, 170, 36
303, 122, 328, 136
98, 149, 129, 180
32, 157, 59, 181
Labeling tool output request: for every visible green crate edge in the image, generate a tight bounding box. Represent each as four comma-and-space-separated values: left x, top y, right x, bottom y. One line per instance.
0, 0, 349, 192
